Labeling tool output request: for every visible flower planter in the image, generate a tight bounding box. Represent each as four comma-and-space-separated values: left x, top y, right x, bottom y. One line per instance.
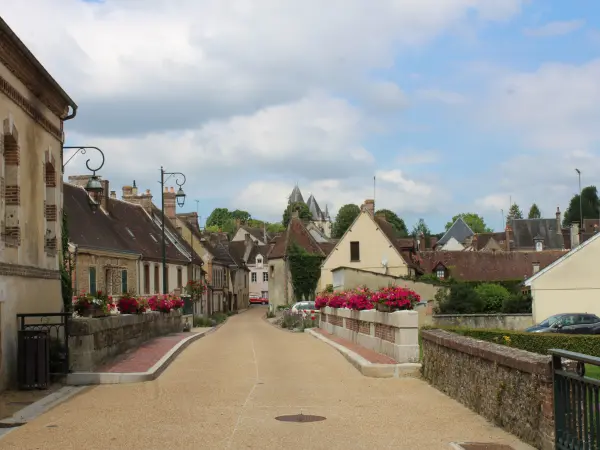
376, 303, 392, 313
80, 305, 108, 318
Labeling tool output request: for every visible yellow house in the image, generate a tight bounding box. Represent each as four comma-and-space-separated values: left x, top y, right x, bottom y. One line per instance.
524, 231, 600, 323
320, 200, 418, 291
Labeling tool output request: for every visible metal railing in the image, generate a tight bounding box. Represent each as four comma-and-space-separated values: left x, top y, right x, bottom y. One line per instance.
551, 349, 600, 449
17, 313, 71, 379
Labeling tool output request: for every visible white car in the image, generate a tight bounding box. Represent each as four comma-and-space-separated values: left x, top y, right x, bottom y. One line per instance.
291, 301, 316, 314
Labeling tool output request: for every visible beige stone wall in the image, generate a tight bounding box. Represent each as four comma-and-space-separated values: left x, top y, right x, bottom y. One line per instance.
73, 252, 139, 297
268, 258, 292, 307
0, 57, 68, 391
421, 329, 554, 450
431, 313, 534, 331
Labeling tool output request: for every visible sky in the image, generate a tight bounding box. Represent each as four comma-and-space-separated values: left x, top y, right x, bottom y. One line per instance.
3, 0, 600, 233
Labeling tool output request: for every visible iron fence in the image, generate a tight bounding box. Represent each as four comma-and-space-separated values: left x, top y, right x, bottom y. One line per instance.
551, 348, 600, 449
17, 313, 71, 380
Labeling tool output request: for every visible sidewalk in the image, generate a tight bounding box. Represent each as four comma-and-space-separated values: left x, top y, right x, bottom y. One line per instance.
312, 328, 398, 364
66, 327, 213, 385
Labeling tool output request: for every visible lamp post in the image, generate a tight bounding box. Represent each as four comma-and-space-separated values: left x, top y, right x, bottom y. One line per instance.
160, 167, 186, 294
575, 168, 582, 235
63, 146, 106, 211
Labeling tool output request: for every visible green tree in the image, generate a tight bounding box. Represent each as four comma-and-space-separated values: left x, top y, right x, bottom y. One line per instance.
375, 209, 408, 236
206, 208, 232, 228
506, 203, 523, 221
332, 204, 361, 238
563, 186, 600, 228
231, 209, 251, 224
528, 203, 541, 219
475, 283, 510, 313
266, 222, 286, 233
445, 213, 493, 234
283, 202, 312, 227
412, 218, 431, 237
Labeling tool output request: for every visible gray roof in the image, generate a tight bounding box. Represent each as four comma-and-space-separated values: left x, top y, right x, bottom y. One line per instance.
306, 194, 324, 221
290, 186, 304, 204
437, 217, 475, 246
509, 218, 564, 250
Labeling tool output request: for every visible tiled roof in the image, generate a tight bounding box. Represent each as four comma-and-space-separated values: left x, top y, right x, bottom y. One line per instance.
373, 216, 415, 254
269, 216, 324, 259
472, 232, 506, 251
179, 220, 233, 265
509, 218, 564, 250
436, 218, 474, 247
417, 250, 567, 282
64, 183, 189, 264
239, 225, 272, 243
150, 206, 204, 266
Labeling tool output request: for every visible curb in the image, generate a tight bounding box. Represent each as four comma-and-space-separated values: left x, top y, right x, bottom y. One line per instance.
306, 328, 421, 378
0, 385, 87, 438
66, 324, 223, 386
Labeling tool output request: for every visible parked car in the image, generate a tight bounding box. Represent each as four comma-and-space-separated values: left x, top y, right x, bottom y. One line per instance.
291, 301, 316, 313
525, 313, 600, 334
250, 297, 268, 305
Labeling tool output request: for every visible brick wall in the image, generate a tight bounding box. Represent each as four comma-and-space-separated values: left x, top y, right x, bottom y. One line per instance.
421, 329, 554, 450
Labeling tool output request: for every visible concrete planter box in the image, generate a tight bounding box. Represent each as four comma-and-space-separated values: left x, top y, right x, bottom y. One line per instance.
69, 310, 183, 372
319, 307, 419, 363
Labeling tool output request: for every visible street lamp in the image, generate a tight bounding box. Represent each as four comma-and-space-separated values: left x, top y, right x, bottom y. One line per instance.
575, 168, 583, 235
160, 167, 186, 294
63, 146, 106, 212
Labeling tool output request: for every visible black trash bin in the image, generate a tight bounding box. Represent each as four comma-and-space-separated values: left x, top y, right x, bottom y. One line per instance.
18, 329, 50, 390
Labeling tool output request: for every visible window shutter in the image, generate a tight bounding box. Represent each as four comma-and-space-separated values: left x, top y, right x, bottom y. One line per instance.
89, 267, 97, 295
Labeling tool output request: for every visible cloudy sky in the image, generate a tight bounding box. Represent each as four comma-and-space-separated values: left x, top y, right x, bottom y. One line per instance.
4, 0, 600, 232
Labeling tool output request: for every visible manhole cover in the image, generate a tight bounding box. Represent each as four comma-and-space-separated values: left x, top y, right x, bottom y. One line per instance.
275, 414, 326, 423
453, 444, 515, 450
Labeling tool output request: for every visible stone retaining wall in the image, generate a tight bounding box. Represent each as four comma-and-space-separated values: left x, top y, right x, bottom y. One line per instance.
432, 313, 533, 331
319, 307, 419, 363
421, 329, 554, 450
69, 311, 183, 372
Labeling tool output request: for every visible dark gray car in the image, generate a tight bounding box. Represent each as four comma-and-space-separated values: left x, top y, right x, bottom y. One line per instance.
525, 313, 600, 334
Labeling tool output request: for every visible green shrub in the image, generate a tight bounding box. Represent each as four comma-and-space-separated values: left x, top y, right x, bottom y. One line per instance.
193, 316, 217, 327
475, 283, 510, 312
210, 312, 228, 324
276, 304, 288, 311
436, 284, 484, 314
501, 293, 532, 313
266, 310, 276, 319
444, 327, 600, 358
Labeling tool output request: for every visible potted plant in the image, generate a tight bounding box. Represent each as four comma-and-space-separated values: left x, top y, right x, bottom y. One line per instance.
117, 293, 141, 314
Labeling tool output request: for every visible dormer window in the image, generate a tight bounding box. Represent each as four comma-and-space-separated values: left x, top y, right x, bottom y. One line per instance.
436, 268, 445, 279
256, 255, 263, 268
535, 241, 543, 252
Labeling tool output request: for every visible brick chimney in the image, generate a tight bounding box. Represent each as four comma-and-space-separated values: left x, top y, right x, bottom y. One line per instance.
122, 184, 133, 199
430, 236, 438, 249
132, 180, 138, 196
163, 187, 176, 222
110, 191, 116, 199
121, 184, 154, 214
419, 233, 426, 250
570, 222, 580, 248
556, 206, 561, 234
375, 210, 387, 221
532, 261, 540, 274
68, 175, 109, 212
362, 199, 375, 216
100, 179, 109, 212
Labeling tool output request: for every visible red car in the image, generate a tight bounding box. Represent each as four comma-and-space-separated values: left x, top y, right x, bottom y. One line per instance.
250, 297, 269, 305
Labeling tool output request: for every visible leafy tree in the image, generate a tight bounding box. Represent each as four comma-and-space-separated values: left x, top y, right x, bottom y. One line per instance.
475, 283, 510, 313
231, 209, 251, 224
267, 222, 286, 233
375, 209, 408, 236
528, 203, 541, 219
563, 186, 600, 228
435, 284, 485, 314
206, 208, 232, 228
412, 218, 431, 237
332, 204, 361, 238
283, 202, 312, 227
445, 213, 493, 234
506, 203, 523, 221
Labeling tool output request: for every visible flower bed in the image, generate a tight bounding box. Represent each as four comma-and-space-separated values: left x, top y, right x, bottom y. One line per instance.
317, 285, 420, 363
72, 291, 184, 318
316, 285, 420, 311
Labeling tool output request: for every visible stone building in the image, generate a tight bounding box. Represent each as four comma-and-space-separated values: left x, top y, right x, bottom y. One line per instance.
288, 185, 332, 238
0, 18, 77, 391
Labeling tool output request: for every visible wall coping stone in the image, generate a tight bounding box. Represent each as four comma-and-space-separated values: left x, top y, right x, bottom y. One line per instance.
432, 313, 532, 318
323, 307, 418, 328
421, 329, 552, 380
70, 311, 182, 336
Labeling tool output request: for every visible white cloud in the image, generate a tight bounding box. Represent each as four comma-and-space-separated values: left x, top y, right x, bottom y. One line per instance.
415, 89, 467, 105
524, 20, 585, 37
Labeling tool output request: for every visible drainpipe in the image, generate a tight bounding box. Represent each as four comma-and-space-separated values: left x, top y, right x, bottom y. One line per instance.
63, 104, 78, 122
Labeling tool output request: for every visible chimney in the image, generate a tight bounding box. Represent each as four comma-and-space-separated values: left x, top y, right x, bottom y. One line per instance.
110, 190, 116, 199
505, 225, 512, 251
375, 210, 387, 221
430, 237, 438, 249
132, 180, 138, 196
122, 184, 133, 199
67, 175, 94, 188
570, 222, 580, 248
532, 261, 540, 274
556, 207, 561, 234
163, 186, 176, 222
362, 199, 375, 216
419, 233, 426, 251
100, 179, 109, 212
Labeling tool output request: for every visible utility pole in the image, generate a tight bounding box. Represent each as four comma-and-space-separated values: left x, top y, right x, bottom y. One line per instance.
576, 168, 582, 237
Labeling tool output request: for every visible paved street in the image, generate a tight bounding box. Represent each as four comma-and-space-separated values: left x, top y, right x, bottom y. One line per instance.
1, 308, 532, 449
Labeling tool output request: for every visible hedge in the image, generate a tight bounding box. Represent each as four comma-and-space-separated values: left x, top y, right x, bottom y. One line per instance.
435, 327, 600, 358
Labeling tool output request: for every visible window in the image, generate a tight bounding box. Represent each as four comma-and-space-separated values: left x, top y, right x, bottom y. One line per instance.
535, 241, 543, 251
263, 272, 268, 282
177, 267, 183, 289
121, 270, 128, 294
350, 241, 360, 262
154, 265, 160, 293
89, 267, 97, 295
251, 272, 257, 283
144, 265, 150, 294
256, 255, 263, 268
436, 268, 445, 279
